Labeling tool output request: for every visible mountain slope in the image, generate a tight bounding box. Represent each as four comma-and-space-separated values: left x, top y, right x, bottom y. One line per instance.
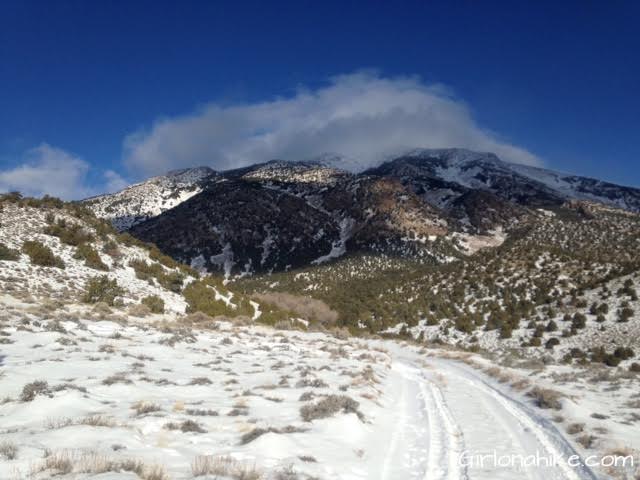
84, 166, 218, 230
368, 148, 640, 212
128, 173, 458, 276
0, 194, 197, 313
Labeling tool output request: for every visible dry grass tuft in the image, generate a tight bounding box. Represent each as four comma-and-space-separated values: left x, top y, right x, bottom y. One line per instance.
300, 394, 364, 422
0, 440, 18, 460
132, 401, 162, 416
191, 455, 262, 479
31, 450, 168, 479
527, 386, 563, 410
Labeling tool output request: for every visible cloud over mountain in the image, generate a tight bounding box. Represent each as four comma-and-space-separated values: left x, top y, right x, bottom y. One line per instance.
124, 71, 541, 176
0, 144, 126, 200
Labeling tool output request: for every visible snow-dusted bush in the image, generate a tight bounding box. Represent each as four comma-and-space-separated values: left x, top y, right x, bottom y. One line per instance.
0, 243, 19, 261
82, 276, 124, 306
0, 441, 17, 460
44, 218, 93, 246
22, 241, 64, 268
527, 386, 563, 410
20, 380, 50, 402
300, 394, 363, 422
74, 243, 109, 271
129, 258, 184, 293
141, 294, 165, 313
164, 419, 206, 433
618, 307, 634, 322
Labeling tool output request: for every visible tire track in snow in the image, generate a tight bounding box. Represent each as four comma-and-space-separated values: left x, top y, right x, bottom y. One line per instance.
383, 361, 468, 480
380, 363, 409, 480
426, 358, 599, 480
419, 373, 468, 480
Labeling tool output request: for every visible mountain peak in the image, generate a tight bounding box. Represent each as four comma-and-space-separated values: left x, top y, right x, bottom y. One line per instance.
401, 147, 502, 166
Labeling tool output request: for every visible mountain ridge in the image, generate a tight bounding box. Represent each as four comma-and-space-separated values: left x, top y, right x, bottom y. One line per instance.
83, 148, 640, 276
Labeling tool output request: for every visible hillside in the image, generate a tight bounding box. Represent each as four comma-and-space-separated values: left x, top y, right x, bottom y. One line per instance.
237, 201, 640, 364
84, 167, 218, 230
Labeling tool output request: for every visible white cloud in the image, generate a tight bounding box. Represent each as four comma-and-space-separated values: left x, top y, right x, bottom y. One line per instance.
124, 71, 541, 176
0, 144, 128, 200
103, 169, 128, 193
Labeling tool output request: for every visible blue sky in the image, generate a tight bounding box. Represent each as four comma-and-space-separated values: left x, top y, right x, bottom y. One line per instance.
1, 1, 639, 198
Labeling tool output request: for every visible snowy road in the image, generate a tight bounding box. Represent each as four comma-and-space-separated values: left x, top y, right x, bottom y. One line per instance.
367, 352, 599, 480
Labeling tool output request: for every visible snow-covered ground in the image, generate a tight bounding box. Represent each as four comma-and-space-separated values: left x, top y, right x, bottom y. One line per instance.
1, 293, 637, 479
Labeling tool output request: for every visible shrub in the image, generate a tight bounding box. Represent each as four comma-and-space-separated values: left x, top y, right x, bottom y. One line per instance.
300, 395, 363, 422
74, 243, 109, 271
158, 270, 185, 293
184, 278, 252, 318
0, 441, 18, 460
569, 348, 586, 359
527, 387, 562, 409
102, 240, 121, 258
22, 241, 65, 268
129, 259, 184, 293
590, 346, 629, 367
613, 347, 634, 360
82, 276, 124, 306
239, 425, 306, 445
0, 243, 19, 261
141, 295, 165, 314
164, 419, 206, 433
0, 191, 23, 203
252, 292, 338, 325
567, 423, 585, 435
191, 455, 261, 480
128, 303, 151, 317
44, 218, 93, 246
604, 355, 621, 367
618, 307, 634, 322
545, 320, 558, 332
499, 324, 513, 339
571, 312, 586, 330
132, 401, 162, 416
20, 380, 50, 402
529, 337, 542, 347
545, 338, 560, 350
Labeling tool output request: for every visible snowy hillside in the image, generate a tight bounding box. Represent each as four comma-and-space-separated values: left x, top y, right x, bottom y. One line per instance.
370, 148, 640, 212
85, 167, 218, 230
0, 194, 195, 313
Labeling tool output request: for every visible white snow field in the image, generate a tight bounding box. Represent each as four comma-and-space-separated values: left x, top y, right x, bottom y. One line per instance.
2, 296, 630, 480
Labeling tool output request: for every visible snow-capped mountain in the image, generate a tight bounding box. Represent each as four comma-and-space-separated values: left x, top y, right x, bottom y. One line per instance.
84, 166, 219, 230
127, 173, 452, 276
368, 148, 640, 212
84, 148, 640, 275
